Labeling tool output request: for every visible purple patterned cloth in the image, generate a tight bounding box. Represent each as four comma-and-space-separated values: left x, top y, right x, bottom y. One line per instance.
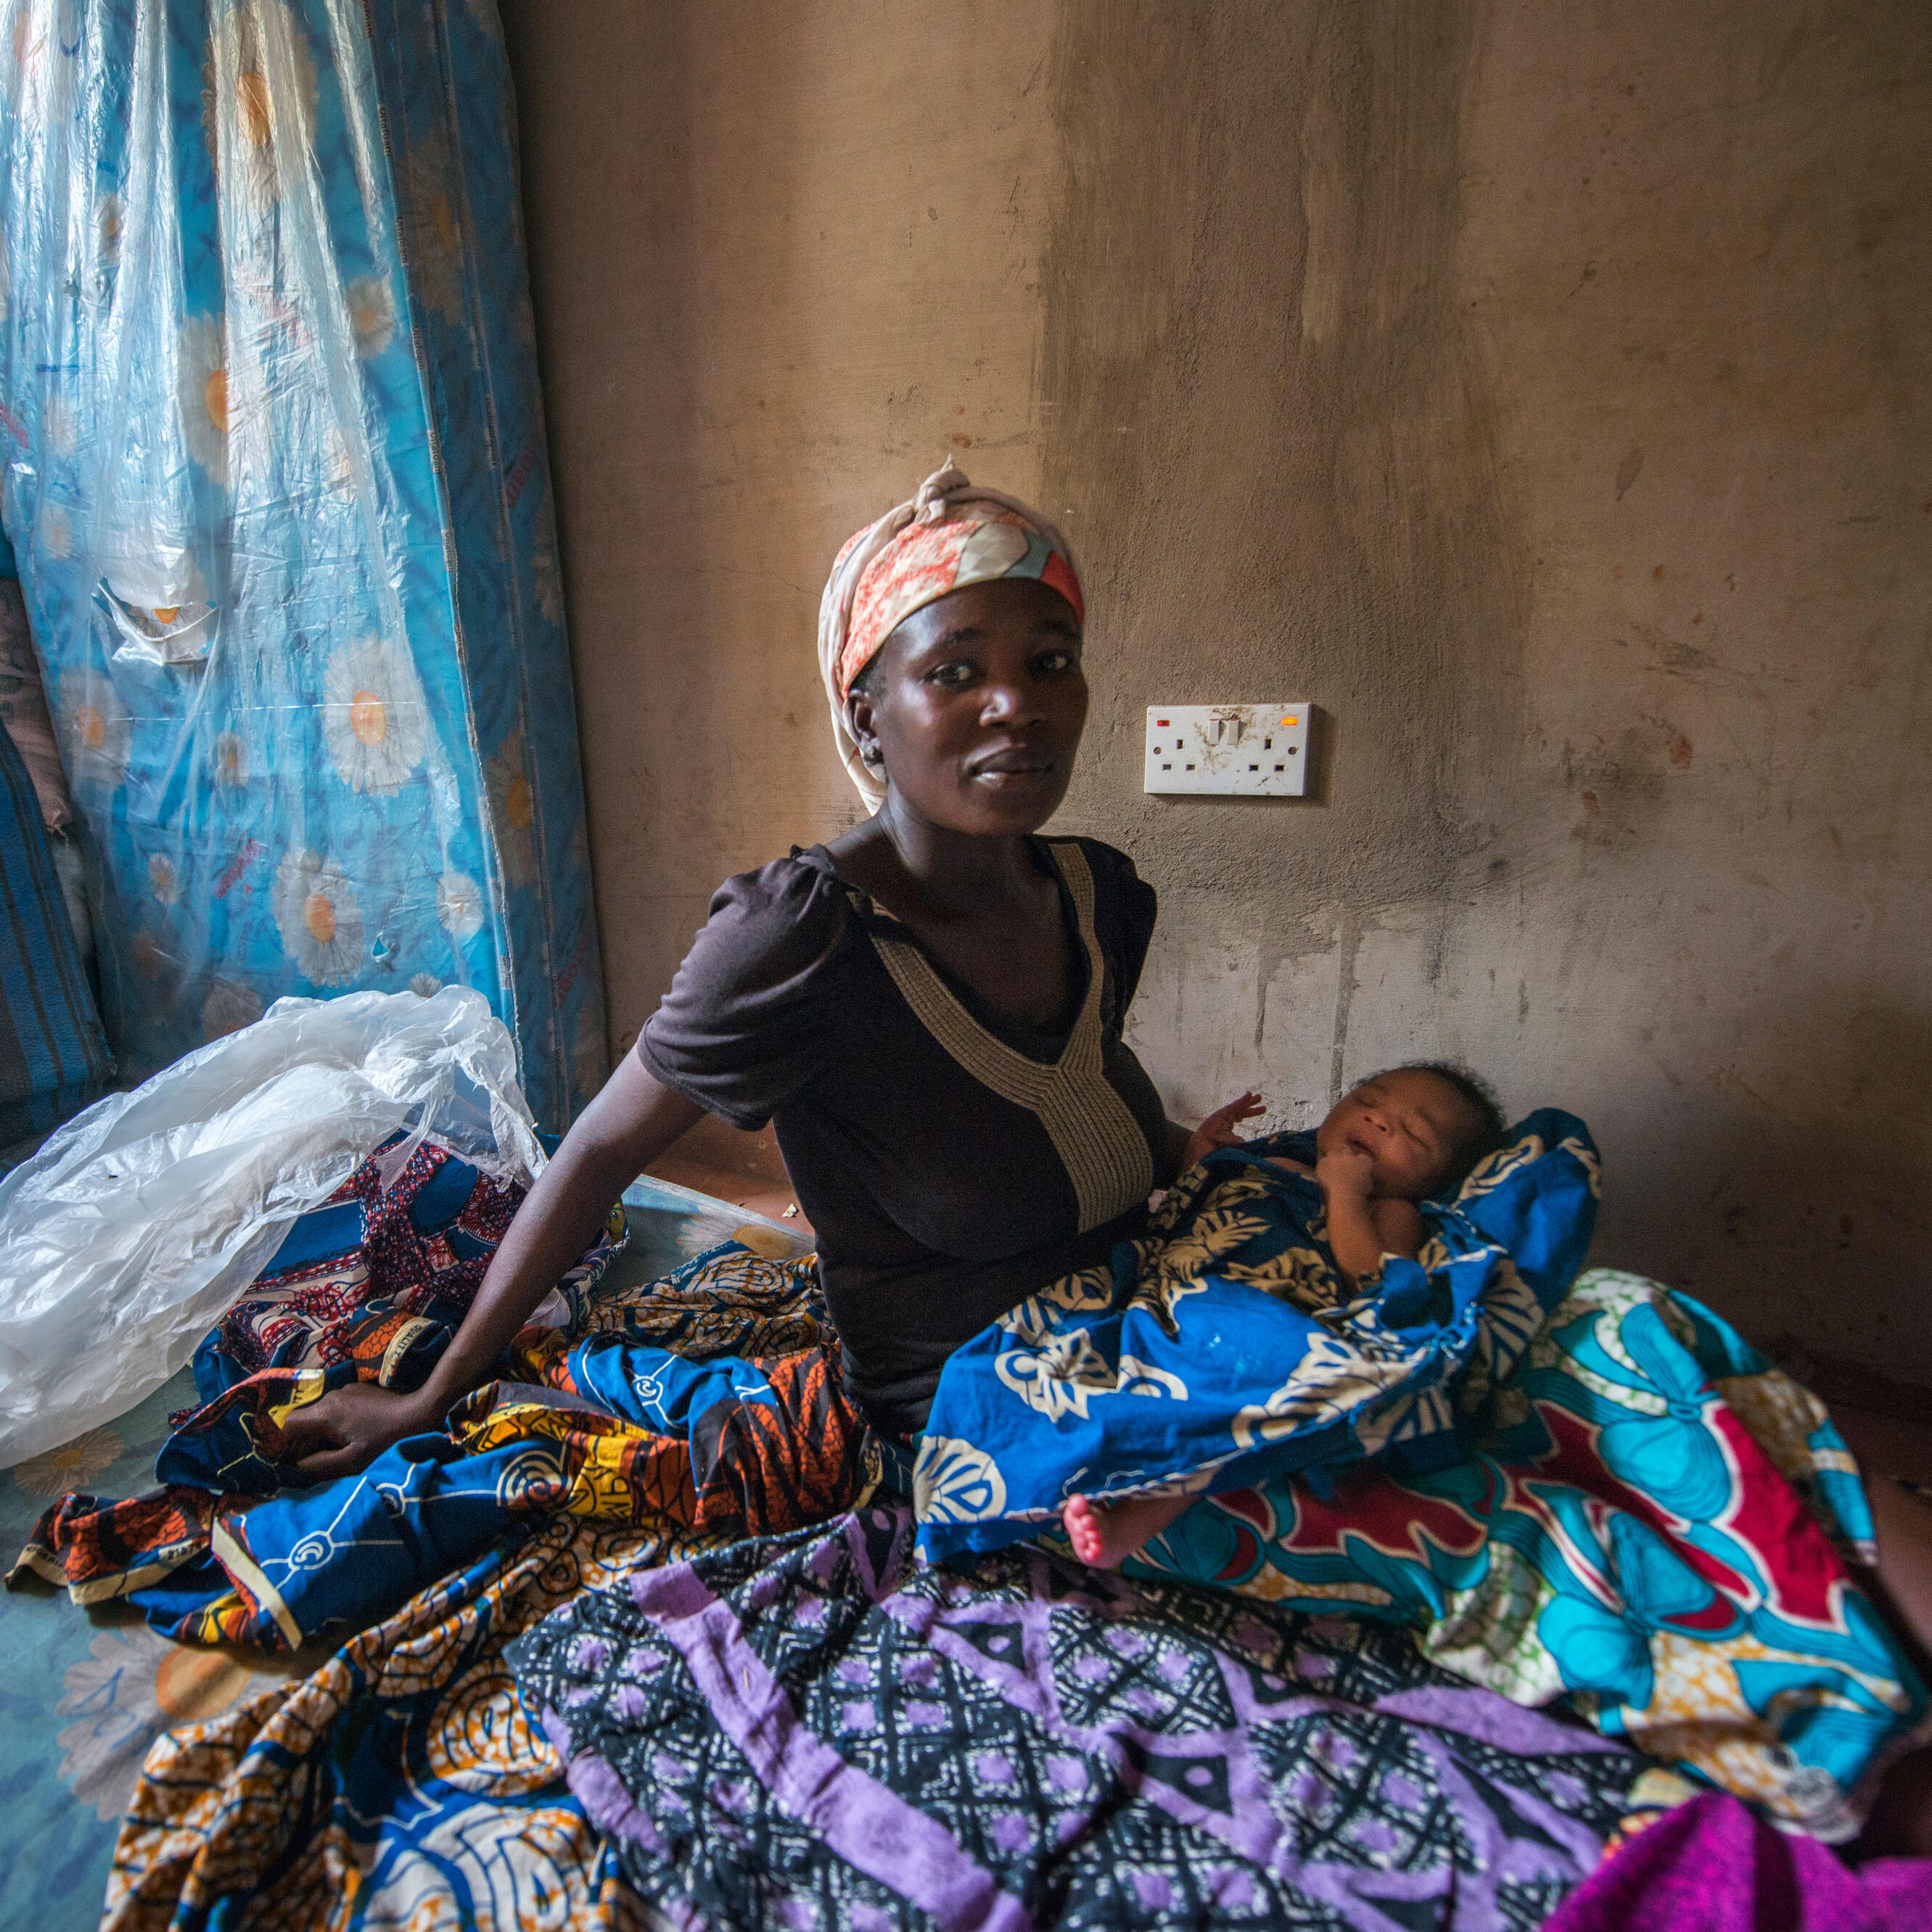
515, 1503, 1643, 1930
1543, 1793, 1932, 1932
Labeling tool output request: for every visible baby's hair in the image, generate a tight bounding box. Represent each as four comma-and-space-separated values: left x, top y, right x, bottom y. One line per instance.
1362, 1061, 1508, 1194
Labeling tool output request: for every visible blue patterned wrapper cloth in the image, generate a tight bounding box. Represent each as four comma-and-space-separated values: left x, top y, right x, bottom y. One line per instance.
915, 1110, 1602, 1563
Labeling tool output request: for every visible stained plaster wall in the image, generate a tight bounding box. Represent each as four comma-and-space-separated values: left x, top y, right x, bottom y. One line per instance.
499, 2, 1932, 1385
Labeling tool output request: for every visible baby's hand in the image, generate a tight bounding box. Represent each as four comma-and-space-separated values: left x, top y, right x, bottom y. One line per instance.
1315, 1142, 1376, 1201
1184, 1090, 1266, 1170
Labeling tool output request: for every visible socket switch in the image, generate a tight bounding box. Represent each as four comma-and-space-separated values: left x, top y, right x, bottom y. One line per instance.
1143, 704, 1310, 797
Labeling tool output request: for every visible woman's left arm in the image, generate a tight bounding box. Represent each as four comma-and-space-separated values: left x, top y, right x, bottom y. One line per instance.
279, 1054, 703, 1479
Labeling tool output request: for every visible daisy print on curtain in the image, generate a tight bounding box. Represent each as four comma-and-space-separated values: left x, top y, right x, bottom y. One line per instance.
0, 0, 607, 1127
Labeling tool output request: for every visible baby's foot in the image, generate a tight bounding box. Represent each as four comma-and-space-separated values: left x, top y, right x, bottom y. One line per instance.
1063, 1493, 1180, 1569
1064, 1495, 1132, 1568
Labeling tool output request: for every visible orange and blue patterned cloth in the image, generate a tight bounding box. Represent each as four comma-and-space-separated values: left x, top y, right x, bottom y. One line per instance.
906, 1115, 1927, 1836
0, 1159, 816, 1932
10, 1127, 1928, 1931
20, 1137, 1924, 1841
10, 1140, 864, 1654
821, 459, 1084, 700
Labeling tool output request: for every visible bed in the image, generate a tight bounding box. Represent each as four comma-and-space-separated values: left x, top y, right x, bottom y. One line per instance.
0, 1175, 807, 1931
2, 1164, 1656, 1932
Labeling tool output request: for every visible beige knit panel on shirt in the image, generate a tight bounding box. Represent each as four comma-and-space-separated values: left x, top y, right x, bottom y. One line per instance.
865, 842, 1156, 1234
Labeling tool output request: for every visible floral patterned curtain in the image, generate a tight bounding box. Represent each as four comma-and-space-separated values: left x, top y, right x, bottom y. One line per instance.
0, 0, 605, 1127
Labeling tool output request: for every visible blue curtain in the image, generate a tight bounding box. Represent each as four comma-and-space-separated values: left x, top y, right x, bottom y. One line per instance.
0, 0, 605, 1128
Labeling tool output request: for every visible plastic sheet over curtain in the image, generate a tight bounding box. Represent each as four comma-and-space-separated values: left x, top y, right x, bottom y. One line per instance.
0, 0, 607, 1128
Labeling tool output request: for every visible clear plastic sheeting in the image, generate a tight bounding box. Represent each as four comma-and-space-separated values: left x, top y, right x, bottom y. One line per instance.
0, 986, 543, 1468
0, 0, 607, 1127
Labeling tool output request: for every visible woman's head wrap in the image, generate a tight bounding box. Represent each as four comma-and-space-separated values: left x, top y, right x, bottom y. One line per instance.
817, 460, 1084, 810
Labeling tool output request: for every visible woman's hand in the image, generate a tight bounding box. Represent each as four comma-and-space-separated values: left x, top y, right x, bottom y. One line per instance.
280, 1381, 441, 1484
278, 1054, 704, 1484
1182, 1090, 1266, 1171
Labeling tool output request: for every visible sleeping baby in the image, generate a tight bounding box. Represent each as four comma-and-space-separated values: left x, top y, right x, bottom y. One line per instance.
1061, 1062, 1505, 1568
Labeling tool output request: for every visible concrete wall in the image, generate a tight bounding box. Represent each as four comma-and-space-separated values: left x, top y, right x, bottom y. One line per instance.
498, 2, 1932, 1386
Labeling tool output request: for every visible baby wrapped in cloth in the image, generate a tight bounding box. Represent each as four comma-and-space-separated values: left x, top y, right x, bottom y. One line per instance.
912, 1103, 1603, 1564
913, 1103, 1931, 1842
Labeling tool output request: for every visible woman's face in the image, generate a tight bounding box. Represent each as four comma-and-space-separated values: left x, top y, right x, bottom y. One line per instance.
847, 577, 1088, 836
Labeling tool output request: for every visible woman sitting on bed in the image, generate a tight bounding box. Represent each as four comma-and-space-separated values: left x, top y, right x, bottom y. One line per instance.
286, 460, 1257, 1472
284, 461, 1932, 1851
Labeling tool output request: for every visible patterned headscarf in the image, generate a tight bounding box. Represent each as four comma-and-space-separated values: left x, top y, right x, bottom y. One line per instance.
818, 461, 1084, 810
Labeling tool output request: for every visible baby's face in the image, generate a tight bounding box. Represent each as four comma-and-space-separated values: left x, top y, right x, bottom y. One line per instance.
1315, 1071, 1476, 1200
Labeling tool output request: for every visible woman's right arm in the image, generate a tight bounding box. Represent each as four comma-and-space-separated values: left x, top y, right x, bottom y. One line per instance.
279, 1053, 704, 1480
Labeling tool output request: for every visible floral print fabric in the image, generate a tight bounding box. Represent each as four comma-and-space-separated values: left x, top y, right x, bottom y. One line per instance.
1127, 1270, 1926, 1840
0, 1170, 810, 1931
105, 1514, 676, 1932
9, 1146, 863, 1656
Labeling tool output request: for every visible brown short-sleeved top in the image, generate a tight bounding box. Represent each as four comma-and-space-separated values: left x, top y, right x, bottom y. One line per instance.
638, 836, 1169, 1434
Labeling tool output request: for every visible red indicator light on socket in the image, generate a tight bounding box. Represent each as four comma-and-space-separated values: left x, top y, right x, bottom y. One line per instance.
1156, 718, 1170, 726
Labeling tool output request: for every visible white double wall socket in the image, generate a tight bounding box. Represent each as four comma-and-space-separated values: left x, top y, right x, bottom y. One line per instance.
1143, 704, 1310, 797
